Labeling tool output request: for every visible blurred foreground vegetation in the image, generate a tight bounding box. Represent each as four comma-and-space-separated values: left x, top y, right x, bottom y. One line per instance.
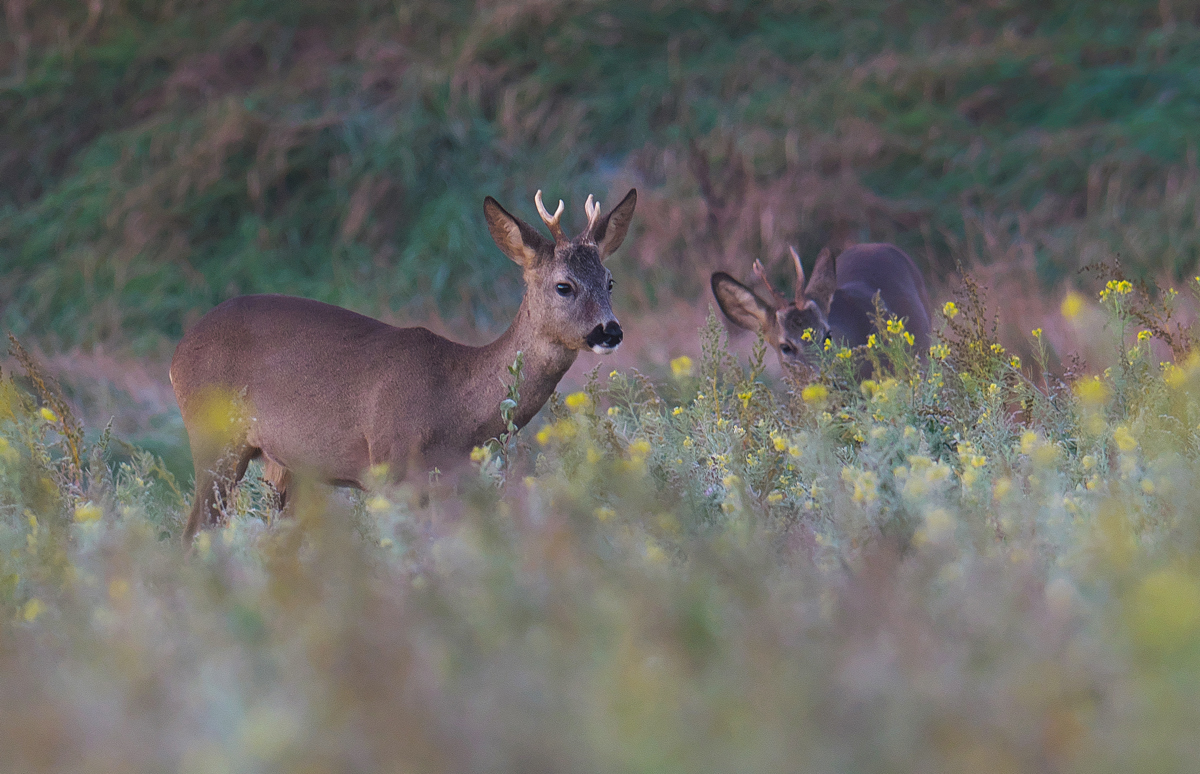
3, 0, 1200, 350
5, 275, 1200, 771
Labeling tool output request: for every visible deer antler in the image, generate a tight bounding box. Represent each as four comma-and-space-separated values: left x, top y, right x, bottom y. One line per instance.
535, 190, 567, 243
752, 259, 787, 308
583, 194, 602, 240
788, 246, 807, 301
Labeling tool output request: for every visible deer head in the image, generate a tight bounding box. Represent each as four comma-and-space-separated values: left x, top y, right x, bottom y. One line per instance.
485, 189, 636, 354
711, 246, 837, 367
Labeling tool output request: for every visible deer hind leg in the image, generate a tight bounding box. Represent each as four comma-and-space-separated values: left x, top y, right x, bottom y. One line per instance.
183, 442, 258, 545
261, 458, 293, 517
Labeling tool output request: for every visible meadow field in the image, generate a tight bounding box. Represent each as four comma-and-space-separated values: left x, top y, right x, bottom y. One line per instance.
4, 0, 1200, 771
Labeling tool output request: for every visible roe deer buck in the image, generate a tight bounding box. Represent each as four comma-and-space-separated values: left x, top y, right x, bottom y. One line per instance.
171, 188, 636, 543
711, 243, 931, 368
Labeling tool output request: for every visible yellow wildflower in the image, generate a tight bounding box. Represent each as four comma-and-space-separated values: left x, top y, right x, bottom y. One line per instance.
535, 428, 551, 445
738, 390, 753, 409
942, 301, 959, 319
824, 338, 833, 351
1031, 327, 1043, 338
801, 384, 828, 403
73, 502, 103, 523
1009, 356, 1021, 368
565, 391, 591, 411
109, 579, 131, 602
1138, 330, 1152, 342
1113, 425, 1138, 452
629, 438, 652, 464
929, 343, 950, 360
1061, 291, 1083, 319
1132, 569, 1200, 654
801, 328, 814, 342
1103, 279, 1133, 297
672, 406, 683, 416
1075, 377, 1110, 406
903, 332, 914, 346
39, 407, 58, 423
22, 598, 43, 623
866, 334, 877, 349
670, 355, 694, 378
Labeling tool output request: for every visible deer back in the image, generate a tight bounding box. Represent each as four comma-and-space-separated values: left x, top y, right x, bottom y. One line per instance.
828, 243, 932, 352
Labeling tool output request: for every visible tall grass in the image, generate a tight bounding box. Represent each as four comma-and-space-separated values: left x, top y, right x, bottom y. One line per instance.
4, 273, 1200, 770
3, 0, 1200, 349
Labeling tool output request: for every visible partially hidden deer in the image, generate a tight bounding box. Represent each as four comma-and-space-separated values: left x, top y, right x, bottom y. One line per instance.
711, 243, 931, 368
171, 188, 636, 543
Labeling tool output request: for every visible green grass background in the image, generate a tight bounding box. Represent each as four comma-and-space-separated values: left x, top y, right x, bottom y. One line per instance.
4, 0, 1199, 352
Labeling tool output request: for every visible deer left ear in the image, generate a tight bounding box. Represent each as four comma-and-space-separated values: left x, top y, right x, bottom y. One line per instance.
591, 189, 637, 260
803, 248, 837, 316
711, 272, 774, 334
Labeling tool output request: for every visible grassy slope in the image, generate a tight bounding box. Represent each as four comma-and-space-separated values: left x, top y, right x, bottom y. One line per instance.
2, 0, 1199, 352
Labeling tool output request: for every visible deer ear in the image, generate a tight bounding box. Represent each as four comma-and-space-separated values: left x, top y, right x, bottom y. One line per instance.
591, 189, 637, 260
803, 248, 837, 316
484, 196, 551, 267
711, 272, 774, 334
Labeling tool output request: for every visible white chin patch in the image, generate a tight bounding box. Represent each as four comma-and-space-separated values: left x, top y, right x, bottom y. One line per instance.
590, 343, 619, 355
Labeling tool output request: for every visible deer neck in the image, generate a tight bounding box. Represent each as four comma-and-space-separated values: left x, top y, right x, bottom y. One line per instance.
473, 299, 578, 432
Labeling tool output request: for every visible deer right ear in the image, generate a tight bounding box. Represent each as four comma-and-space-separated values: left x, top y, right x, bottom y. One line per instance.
711, 272, 774, 334
802, 248, 837, 316
484, 196, 551, 267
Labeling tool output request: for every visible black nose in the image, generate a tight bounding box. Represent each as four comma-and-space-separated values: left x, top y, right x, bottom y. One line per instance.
586, 321, 623, 349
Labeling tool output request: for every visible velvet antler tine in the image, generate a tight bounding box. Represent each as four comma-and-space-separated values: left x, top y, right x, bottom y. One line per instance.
788, 246, 807, 300
583, 194, 602, 239
752, 259, 787, 308
535, 189, 567, 243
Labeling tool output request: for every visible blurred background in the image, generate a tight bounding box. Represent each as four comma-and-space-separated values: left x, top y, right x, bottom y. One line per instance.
2, 0, 1199, 468
6, 6, 1200, 772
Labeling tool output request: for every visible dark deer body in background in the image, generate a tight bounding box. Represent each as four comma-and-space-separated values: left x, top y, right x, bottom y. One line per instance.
171, 189, 636, 543
711, 243, 931, 368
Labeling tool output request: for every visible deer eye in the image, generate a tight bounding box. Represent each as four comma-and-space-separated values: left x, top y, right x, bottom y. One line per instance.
780, 343, 798, 357
555, 283, 574, 297
608, 278, 615, 291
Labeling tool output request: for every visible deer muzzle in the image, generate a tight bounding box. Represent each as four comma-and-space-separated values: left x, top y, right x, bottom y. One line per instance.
586, 321, 623, 354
